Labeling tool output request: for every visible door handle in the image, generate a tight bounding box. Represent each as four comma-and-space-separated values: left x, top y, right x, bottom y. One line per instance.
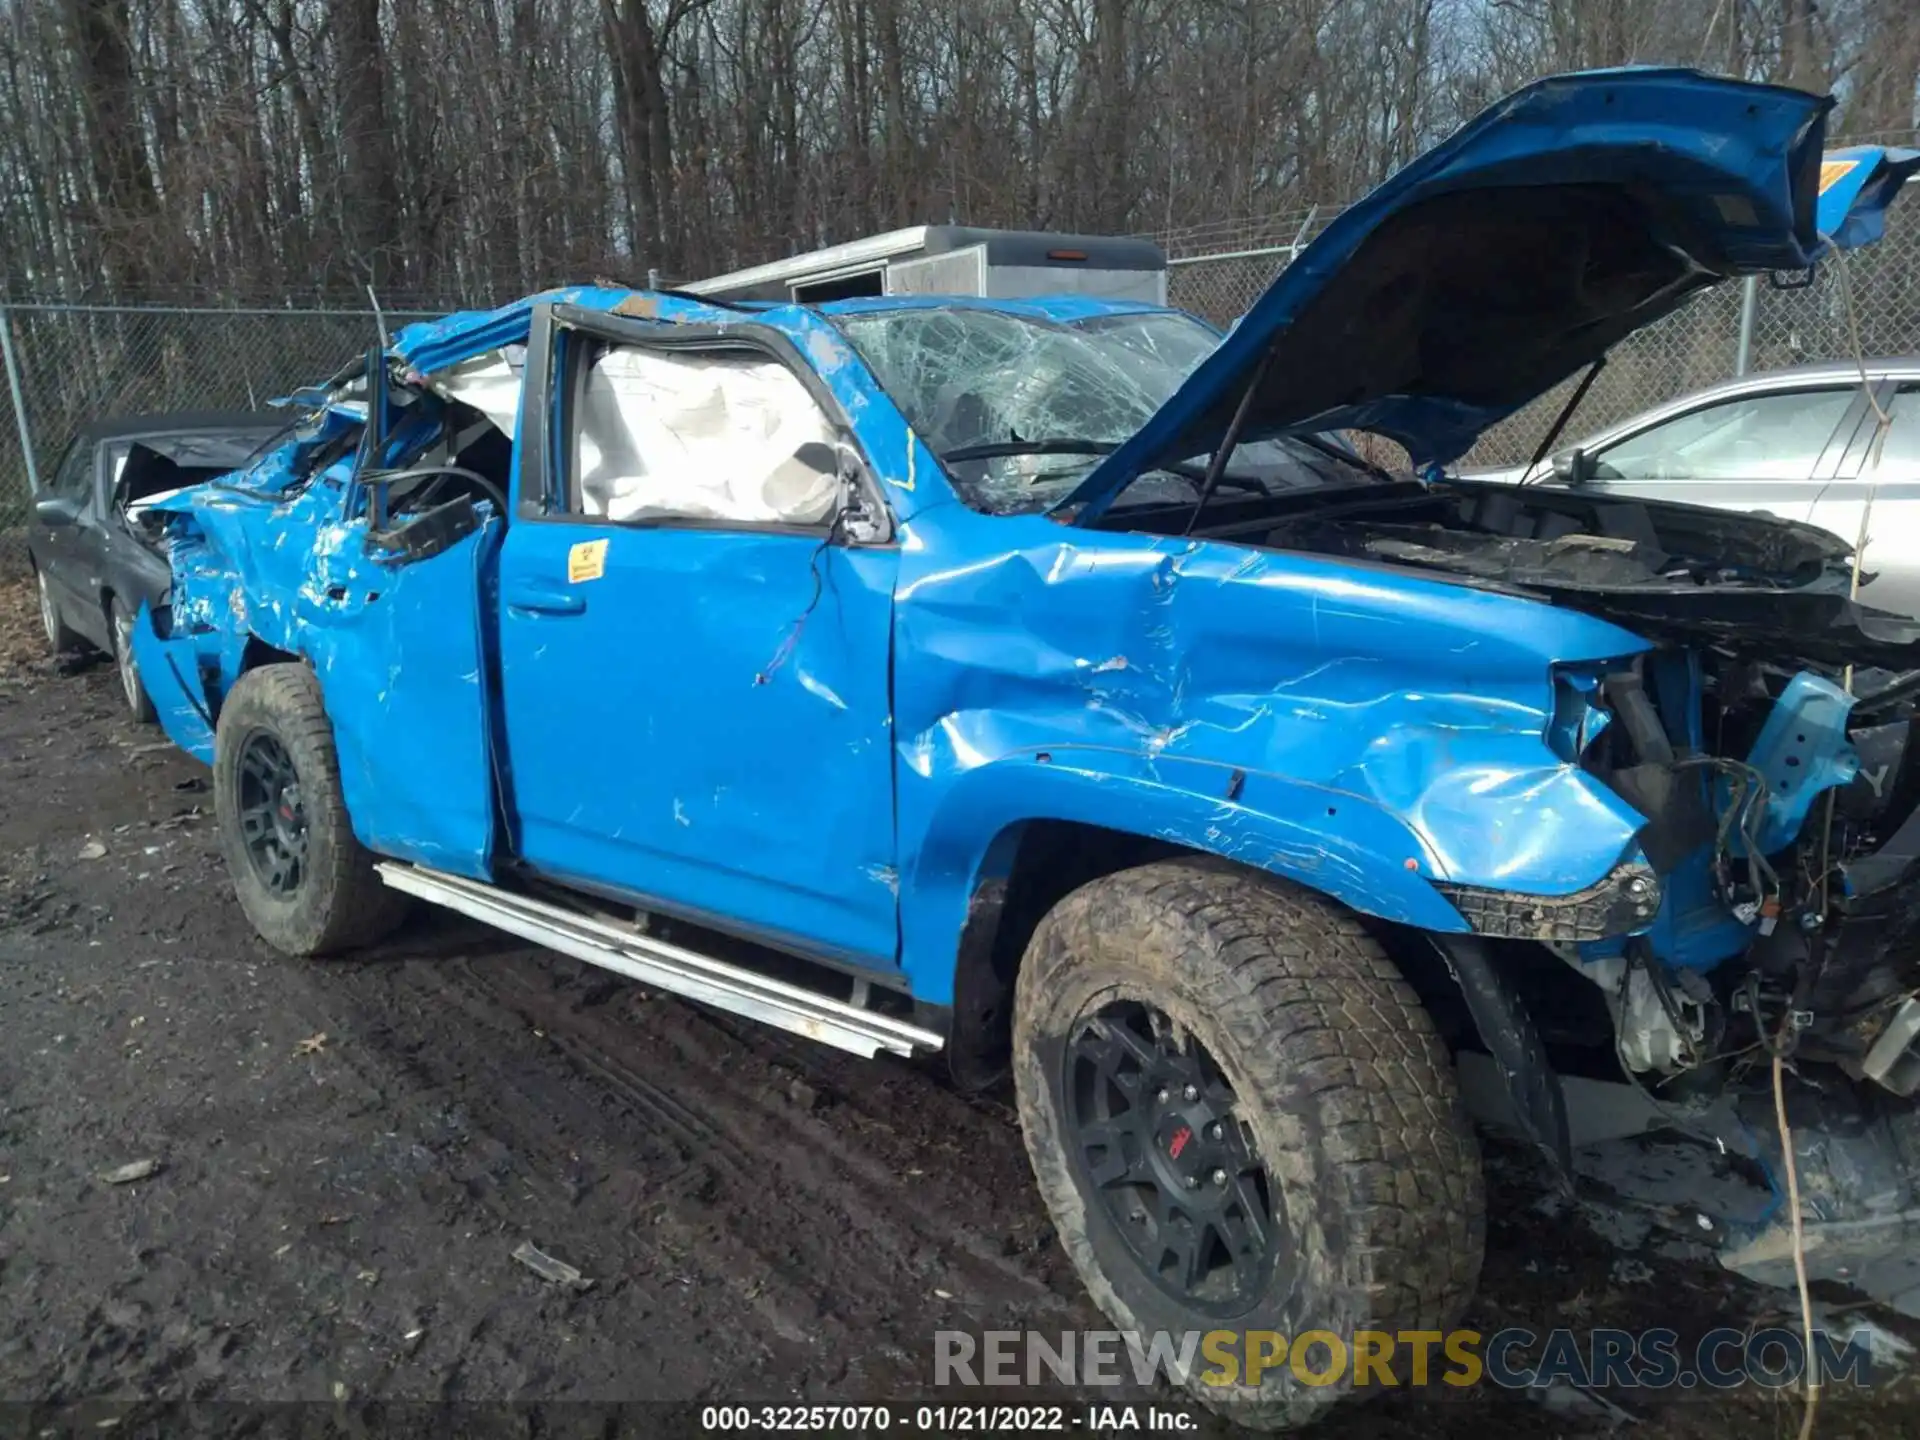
504, 583, 586, 616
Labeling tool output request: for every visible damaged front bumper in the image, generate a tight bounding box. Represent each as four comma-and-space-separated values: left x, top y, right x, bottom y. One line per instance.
131, 598, 217, 763
1437, 632, 1920, 1318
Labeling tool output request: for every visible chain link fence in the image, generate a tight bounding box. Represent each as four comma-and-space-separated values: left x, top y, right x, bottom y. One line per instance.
5, 199, 1920, 575
0, 304, 436, 574
1161, 195, 1920, 469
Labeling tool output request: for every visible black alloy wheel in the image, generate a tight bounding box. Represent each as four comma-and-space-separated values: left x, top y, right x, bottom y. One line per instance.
235, 729, 308, 896
1060, 998, 1282, 1315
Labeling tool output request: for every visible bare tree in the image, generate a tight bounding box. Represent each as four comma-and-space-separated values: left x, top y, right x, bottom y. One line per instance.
0, 0, 1901, 304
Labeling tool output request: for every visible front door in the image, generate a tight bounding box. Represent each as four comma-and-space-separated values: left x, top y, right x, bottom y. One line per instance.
495, 305, 901, 968
34, 437, 95, 621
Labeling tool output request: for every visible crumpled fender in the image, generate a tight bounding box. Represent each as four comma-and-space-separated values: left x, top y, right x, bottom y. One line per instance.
897, 745, 1473, 1001
891, 512, 1658, 1003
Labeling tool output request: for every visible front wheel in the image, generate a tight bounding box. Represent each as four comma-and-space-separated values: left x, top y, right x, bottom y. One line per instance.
1012, 857, 1484, 1431
212, 663, 409, 956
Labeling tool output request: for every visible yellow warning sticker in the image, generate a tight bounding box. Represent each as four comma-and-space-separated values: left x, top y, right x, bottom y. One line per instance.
1820, 158, 1860, 195
567, 538, 609, 583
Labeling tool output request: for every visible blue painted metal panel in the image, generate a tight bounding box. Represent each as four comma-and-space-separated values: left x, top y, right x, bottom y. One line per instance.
493, 519, 901, 966
132, 600, 216, 764
133, 433, 501, 879
311, 522, 504, 876
392, 288, 719, 376
1739, 671, 1860, 857
887, 507, 1657, 1000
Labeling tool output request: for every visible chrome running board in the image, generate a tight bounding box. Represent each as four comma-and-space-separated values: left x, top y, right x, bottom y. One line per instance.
376, 862, 943, 1059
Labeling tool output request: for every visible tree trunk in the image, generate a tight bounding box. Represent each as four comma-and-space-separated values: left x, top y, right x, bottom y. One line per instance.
70, 0, 160, 289
334, 0, 402, 288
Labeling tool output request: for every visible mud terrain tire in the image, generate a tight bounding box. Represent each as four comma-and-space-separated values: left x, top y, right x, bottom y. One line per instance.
213, 663, 408, 956
1012, 856, 1484, 1431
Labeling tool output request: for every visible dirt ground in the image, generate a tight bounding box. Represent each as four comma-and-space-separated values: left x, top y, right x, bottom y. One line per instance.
1, 574, 1917, 1438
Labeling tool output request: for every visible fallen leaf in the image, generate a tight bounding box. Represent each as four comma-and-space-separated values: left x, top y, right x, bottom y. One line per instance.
933, 1288, 953, 1300
77, 840, 107, 861
100, 1158, 161, 1185
294, 1033, 328, 1056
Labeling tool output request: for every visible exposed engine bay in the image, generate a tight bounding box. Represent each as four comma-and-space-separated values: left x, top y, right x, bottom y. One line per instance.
1180, 474, 1920, 668
1283, 480, 1920, 1092
1111, 474, 1920, 1111
1563, 648, 1920, 1099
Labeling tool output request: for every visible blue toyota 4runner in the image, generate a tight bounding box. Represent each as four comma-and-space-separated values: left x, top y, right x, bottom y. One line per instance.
132, 70, 1920, 1428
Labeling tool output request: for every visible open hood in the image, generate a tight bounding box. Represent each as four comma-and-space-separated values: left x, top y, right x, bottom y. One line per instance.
1064, 68, 1838, 523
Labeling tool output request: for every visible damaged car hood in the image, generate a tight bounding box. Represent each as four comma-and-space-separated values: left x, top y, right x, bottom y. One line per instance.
1065, 67, 1839, 522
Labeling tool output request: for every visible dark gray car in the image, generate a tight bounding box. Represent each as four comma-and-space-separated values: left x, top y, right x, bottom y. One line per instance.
28, 411, 283, 720
1459, 358, 1920, 616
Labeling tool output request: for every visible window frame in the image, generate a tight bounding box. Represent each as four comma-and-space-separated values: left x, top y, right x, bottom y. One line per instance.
46, 436, 93, 500
1586, 383, 1866, 485
517, 303, 895, 546
1862, 381, 1920, 472
98, 440, 133, 511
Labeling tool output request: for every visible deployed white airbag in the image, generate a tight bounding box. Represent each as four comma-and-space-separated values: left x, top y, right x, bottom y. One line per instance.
429, 347, 527, 439
575, 347, 838, 525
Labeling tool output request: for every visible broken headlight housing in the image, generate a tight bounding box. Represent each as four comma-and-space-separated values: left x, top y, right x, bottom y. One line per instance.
1434, 859, 1662, 943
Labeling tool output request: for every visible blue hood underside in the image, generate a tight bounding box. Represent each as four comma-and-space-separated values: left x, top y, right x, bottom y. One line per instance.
1066, 67, 1844, 521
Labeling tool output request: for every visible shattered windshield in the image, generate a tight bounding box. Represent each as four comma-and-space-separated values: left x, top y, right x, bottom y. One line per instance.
832, 307, 1373, 515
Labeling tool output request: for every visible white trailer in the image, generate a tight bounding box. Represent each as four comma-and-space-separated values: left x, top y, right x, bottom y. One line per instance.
681, 226, 1168, 306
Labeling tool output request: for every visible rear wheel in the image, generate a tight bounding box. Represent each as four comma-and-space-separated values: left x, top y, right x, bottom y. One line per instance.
36, 569, 82, 655
212, 663, 409, 955
109, 599, 156, 723
1012, 857, 1484, 1431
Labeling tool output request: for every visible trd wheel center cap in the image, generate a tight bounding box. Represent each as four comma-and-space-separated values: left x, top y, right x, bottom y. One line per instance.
1148, 1100, 1235, 1203
274, 784, 305, 846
